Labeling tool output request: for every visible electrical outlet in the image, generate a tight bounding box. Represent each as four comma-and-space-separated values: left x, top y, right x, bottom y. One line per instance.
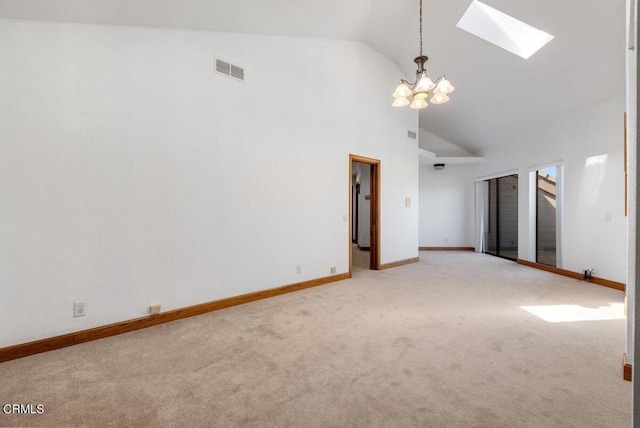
296, 265, 302, 274
74, 301, 87, 317
149, 305, 161, 315
330, 266, 337, 274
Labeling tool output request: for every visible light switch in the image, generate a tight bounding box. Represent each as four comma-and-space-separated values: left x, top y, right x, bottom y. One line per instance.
405, 197, 411, 207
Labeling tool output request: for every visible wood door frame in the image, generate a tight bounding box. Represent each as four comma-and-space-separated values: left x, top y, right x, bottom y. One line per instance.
349, 154, 381, 274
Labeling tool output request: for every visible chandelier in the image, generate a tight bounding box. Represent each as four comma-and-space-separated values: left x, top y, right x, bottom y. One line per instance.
392, 0, 454, 110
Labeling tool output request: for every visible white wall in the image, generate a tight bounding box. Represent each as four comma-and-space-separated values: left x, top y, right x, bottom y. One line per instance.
0, 20, 419, 347
476, 94, 627, 283
626, 0, 638, 368
419, 164, 475, 247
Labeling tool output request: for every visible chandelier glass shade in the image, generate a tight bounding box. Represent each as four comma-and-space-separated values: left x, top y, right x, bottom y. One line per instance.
392, 0, 454, 110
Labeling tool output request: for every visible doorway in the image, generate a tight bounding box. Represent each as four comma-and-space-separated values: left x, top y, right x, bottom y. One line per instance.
349, 155, 380, 273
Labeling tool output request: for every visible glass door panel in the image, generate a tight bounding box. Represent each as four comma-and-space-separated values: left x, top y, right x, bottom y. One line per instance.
484, 174, 518, 260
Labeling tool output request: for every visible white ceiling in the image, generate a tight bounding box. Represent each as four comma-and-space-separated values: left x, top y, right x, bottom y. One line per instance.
0, 0, 626, 154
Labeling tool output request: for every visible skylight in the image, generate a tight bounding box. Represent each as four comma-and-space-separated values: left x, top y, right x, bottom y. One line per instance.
456, 0, 554, 59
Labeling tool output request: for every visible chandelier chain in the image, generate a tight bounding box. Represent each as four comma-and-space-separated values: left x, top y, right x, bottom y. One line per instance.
419, 0, 423, 56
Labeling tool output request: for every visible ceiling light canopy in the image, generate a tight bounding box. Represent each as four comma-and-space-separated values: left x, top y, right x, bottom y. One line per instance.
456, 0, 554, 60
392, 0, 454, 110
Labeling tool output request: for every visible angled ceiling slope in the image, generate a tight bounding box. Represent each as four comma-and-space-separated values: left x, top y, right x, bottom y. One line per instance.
0, 0, 626, 154
0, 0, 374, 40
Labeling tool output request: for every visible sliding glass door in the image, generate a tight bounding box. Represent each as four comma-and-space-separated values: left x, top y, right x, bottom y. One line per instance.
485, 174, 518, 260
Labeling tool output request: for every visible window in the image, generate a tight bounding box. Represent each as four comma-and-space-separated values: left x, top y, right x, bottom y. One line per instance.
536, 167, 558, 266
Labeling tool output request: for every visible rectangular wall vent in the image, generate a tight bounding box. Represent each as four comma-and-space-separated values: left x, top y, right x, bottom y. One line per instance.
216, 59, 244, 81
230, 65, 244, 80
407, 130, 417, 140
216, 59, 230, 74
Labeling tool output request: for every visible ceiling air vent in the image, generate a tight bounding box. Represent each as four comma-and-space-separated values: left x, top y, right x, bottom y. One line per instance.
407, 131, 417, 140
216, 59, 244, 81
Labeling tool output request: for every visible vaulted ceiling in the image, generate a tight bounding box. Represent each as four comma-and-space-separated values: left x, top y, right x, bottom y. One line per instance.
0, 0, 626, 154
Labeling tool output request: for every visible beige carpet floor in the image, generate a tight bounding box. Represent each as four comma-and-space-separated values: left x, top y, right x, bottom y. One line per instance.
0, 252, 630, 427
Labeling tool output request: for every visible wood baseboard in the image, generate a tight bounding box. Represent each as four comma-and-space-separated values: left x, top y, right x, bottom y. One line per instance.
624, 364, 632, 381
379, 257, 419, 270
624, 354, 632, 381
419, 247, 475, 251
0, 272, 351, 364
516, 259, 625, 292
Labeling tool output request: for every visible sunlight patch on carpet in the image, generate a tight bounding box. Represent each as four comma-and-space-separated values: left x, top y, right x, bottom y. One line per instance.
520, 303, 624, 323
